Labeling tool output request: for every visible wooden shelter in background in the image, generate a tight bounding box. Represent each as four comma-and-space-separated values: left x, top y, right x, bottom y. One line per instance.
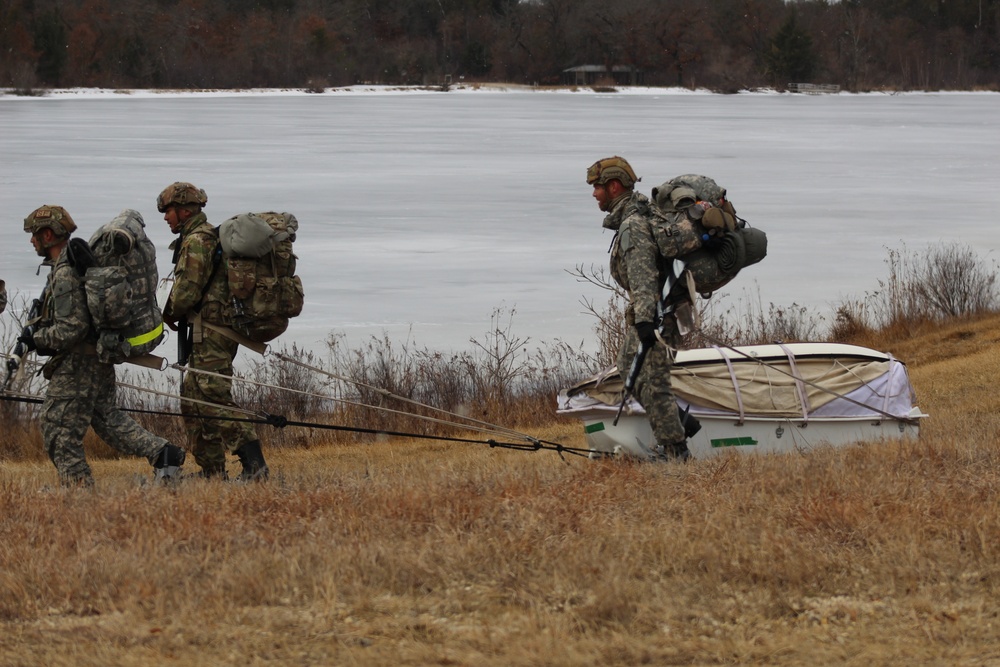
787, 83, 840, 93
563, 65, 642, 86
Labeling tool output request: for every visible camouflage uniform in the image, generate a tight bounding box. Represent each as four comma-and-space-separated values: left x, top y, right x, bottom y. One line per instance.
164, 212, 256, 473
604, 191, 688, 455
33, 248, 172, 485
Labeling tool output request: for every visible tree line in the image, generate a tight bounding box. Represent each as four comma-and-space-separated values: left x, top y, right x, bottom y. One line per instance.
2, 0, 997, 92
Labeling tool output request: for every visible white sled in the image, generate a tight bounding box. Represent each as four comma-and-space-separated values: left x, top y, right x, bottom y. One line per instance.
557, 343, 926, 460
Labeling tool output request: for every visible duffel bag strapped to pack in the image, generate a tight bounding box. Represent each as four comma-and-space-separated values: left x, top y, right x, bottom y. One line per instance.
85, 209, 165, 364
218, 211, 304, 344
649, 174, 767, 298
681, 226, 768, 296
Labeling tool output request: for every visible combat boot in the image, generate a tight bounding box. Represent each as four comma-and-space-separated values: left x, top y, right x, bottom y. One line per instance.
666, 440, 691, 462
153, 444, 186, 483
235, 440, 269, 482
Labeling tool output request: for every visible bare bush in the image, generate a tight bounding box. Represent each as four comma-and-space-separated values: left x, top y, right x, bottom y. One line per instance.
828, 299, 876, 343
465, 306, 531, 408
313, 308, 601, 441
568, 263, 627, 368
833, 243, 999, 342
0, 292, 48, 461
690, 284, 826, 347
910, 243, 998, 318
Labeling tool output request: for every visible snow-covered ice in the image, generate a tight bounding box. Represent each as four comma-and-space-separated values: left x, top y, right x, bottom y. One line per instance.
2, 86, 997, 355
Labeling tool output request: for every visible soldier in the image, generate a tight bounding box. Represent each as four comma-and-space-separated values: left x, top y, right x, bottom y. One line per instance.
21, 205, 186, 486
157, 182, 268, 481
587, 157, 692, 461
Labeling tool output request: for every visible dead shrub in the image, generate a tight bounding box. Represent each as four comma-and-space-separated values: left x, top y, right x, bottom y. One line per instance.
833, 243, 999, 344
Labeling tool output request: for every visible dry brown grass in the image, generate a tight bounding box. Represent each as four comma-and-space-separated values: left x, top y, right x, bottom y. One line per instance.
3, 314, 1000, 665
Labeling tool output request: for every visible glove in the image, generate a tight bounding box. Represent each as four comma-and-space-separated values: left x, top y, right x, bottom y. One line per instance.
634, 321, 657, 347
17, 327, 36, 353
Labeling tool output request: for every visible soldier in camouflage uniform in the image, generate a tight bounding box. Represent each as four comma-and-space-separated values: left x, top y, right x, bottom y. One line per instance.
587, 157, 692, 461
158, 182, 268, 481
21, 205, 186, 486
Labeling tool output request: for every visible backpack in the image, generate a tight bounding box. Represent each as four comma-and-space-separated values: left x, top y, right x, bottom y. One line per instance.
648, 174, 767, 298
85, 209, 165, 364
218, 211, 304, 343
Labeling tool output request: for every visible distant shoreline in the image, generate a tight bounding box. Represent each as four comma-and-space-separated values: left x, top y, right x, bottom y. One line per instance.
3, 84, 999, 99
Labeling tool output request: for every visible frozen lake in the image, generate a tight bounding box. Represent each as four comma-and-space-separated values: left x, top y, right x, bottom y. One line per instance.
1, 87, 998, 356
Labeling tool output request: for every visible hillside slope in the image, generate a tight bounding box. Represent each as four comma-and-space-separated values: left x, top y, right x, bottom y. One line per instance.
875, 312, 1000, 437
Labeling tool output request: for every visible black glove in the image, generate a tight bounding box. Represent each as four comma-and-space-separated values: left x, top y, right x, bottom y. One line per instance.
17, 327, 36, 353
635, 321, 657, 347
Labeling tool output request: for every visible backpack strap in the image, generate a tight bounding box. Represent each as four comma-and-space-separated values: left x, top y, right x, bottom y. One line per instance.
72, 341, 167, 369
196, 315, 267, 356
196, 241, 225, 311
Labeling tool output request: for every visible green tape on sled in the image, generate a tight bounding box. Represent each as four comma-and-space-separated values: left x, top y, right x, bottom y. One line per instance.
584, 422, 606, 434
711, 436, 758, 448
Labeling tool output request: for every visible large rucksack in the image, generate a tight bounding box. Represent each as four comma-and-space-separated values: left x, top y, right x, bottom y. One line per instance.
218, 211, 304, 343
648, 174, 767, 299
85, 209, 165, 364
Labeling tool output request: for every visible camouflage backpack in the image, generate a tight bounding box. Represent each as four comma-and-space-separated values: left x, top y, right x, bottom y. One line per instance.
218, 211, 304, 343
648, 174, 767, 298
85, 209, 165, 364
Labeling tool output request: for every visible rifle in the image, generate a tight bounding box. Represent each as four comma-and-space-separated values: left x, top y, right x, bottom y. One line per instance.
4, 287, 47, 392
613, 259, 686, 426
177, 316, 193, 366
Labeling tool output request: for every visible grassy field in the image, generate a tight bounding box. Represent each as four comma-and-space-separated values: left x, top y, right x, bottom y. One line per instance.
2, 313, 1000, 666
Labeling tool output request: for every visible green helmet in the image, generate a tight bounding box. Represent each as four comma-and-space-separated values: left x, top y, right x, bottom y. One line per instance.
586, 156, 639, 189
156, 182, 208, 213
24, 205, 77, 237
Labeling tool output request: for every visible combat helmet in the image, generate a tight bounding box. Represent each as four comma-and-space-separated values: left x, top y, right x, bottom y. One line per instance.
156, 182, 208, 213
586, 156, 639, 189
24, 205, 77, 238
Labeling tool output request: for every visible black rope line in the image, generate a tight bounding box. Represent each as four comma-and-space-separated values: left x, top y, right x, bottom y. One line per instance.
0, 394, 42, 405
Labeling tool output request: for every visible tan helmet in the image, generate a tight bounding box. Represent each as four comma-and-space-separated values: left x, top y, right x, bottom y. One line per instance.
156, 182, 208, 213
586, 156, 639, 189
23, 205, 77, 238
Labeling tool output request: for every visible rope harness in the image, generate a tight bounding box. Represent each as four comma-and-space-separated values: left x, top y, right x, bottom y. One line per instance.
0, 351, 592, 460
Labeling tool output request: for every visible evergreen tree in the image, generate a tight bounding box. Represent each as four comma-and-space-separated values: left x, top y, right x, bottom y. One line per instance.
33, 9, 68, 86
766, 10, 817, 84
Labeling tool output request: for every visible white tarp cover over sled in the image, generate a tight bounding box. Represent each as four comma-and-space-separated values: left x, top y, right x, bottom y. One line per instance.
557, 343, 918, 422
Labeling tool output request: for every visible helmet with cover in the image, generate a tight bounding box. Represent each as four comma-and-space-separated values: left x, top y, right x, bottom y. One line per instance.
156, 182, 208, 213
24, 205, 77, 238
586, 156, 638, 189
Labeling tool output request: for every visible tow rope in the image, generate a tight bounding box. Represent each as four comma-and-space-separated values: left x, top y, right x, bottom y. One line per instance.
0, 353, 593, 460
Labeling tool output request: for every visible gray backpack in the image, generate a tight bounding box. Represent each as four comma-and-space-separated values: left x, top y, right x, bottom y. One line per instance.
85, 209, 165, 364
649, 174, 767, 298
